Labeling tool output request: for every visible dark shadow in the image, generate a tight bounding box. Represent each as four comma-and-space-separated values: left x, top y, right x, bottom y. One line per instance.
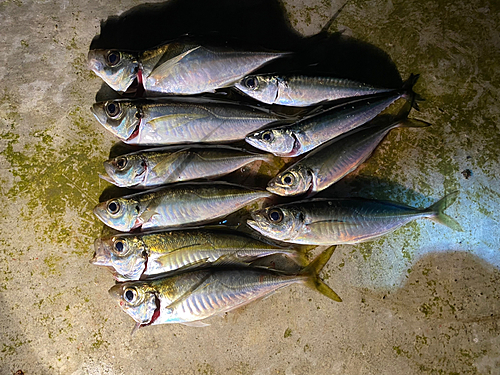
315, 175, 433, 205
394, 251, 500, 318
346, 251, 500, 374
90, 0, 403, 102
98, 185, 139, 202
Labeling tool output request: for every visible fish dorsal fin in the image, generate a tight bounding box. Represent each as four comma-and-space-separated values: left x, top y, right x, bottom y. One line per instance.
149, 46, 201, 80
147, 113, 208, 132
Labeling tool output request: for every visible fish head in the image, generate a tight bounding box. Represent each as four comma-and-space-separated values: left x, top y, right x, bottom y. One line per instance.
103, 154, 147, 188
88, 49, 139, 92
91, 235, 147, 281
93, 197, 141, 232
247, 205, 303, 242
109, 282, 158, 325
245, 128, 297, 156
267, 166, 312, 196
234, 75, 278, 104
91, 100, 140, 141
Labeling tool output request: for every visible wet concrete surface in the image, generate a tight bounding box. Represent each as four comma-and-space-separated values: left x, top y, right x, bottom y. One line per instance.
0, 0, 499, 374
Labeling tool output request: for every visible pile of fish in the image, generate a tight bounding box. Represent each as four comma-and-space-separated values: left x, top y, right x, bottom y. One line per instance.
88, 35, 461, 331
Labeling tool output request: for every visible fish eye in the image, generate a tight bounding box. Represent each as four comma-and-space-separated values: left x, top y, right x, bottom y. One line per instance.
114, 239, 125, 253
244, 76, 258, 90
262, 131, 274, 142
107, 200, 120, 215
268, 208, 283, 223
124, 288, 137, 303
105, 102, 121, 118
106, 50, 121, 66
115, 157, 128, 170
282, 173, 294, 186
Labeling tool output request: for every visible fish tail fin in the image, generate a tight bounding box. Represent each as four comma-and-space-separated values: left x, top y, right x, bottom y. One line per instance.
426, 191, 463, 231
391, 97, 432, 129
320, 0, 352, 34
290, 245, 316, 266
300, 246, 342, 302
401, 73, 424, 111
397, 118, 432, 129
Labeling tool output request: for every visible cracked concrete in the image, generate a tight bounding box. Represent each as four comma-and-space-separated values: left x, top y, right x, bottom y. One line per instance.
0, 0, 499, 374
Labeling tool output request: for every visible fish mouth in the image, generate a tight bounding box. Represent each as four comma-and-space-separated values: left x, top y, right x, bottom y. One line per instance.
108, 283, 124, 300
90, 103, 108, 126
93, 202, 106, 221
99, 173, 118, 186
247, 219, 260, 232
87, 51, 103, 75
265, 177, 283, 196
90, 238, 112, 266
244, 133, 264, 151
247, 210, 267, 234
101, 161, 122, 186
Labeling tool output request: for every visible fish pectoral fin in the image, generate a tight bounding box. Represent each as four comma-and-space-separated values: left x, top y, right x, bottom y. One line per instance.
148, 113, 208, 131
164, 273, 213, 312
181, 320, 210, 327
139, 209, 157, 223
149, 46, 201, 78
139, 201, 160, 223
151, 149, 189, 176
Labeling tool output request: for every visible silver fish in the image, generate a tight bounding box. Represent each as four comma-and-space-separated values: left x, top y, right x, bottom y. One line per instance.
245, 74, 421, 157
88, 44, 287, 95
91, 227, 309, 281
267, 115, 430, 196
91, 98, 290, 145
108, 246, 341, 329
234, 74, 393, 107
93, 182, 272, 232
101, 145, 274, 188
247, 192, 462, 245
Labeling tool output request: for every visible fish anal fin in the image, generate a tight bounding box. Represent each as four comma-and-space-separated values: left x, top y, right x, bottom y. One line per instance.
155, 256, 211, 271
182, 320, 210, 327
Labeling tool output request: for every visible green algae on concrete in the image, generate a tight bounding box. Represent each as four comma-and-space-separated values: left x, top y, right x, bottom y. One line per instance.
1, 107, 105, 249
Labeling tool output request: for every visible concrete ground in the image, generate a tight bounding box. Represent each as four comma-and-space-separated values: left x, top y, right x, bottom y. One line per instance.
1, 0, 499, 374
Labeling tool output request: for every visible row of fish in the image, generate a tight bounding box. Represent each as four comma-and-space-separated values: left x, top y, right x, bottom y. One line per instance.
87, 37, 460, 329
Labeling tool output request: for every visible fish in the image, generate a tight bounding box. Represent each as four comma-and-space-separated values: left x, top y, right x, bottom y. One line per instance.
100, 145, 274, 189
247, 192, 463, 245
93, 182, 273, 232
91, 227, 310, 281
234, 74, 394, 107
91, 97, 291, 145
245, 74, 421, 157
108, 246, 341, 329
88, 44, 287, 95
266, 115, 431, 196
